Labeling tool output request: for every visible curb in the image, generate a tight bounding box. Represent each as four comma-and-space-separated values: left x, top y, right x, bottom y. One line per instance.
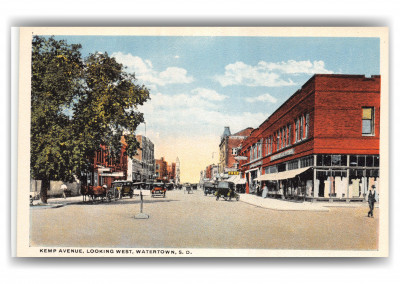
239, 199, 330, 212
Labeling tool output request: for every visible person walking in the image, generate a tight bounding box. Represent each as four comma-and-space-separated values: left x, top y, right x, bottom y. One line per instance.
61, 183, 68, 199
367, 185, 377, 218
262, 183, 268, 198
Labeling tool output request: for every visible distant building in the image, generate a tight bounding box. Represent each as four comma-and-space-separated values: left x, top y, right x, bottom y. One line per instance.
204, 164, 219, 180
175, 157, 180, 184
155, 157, 168, 181
219, 126, 254, 174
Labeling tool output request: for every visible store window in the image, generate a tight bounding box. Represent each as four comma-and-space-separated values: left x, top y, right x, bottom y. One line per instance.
300, 156, 314, 168
288, 159, 299, 170
362, 107, 374, 135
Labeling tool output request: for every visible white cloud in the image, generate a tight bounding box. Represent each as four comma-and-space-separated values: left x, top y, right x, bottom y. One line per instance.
215, 60, 334, 87
139, 91, 265, 137
245, 93, 278, 103
111, 52, 194, 86
259, 60, 334, 74
191, 88, 228, 101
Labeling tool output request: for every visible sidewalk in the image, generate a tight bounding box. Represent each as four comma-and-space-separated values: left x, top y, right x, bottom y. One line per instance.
31, 196, 83, 208
239, 194, 372, 212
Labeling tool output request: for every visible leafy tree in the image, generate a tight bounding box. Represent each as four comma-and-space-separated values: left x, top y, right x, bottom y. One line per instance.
31, 36, 84, 203
31, 37, 150, 203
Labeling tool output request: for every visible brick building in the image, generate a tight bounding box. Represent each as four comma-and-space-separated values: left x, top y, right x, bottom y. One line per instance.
219, 126, 253, 174
90, 139, 128, 188
155, 157, 168, 181
167, 162, 176, 182
239, 74, 380, 201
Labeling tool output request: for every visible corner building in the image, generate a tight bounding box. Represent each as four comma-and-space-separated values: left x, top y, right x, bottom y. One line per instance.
239, 74, 380, 201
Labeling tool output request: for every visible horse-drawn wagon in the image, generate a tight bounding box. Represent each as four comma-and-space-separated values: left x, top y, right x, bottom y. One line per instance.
81, 184, 116, 202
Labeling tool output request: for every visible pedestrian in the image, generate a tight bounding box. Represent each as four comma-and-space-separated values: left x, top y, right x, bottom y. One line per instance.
61, 183, 68, 199
256, 182, 261, 196
367, 185, 377, 218
262, 183, 268, 198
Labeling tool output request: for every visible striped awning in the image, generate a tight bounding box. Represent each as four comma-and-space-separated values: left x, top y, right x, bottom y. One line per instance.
254, 167, 311, 181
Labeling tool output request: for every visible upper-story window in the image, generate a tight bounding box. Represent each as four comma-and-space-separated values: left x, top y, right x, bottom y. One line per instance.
300, 115, 304, 141
277, 131, 280, 151
362, 107, 374, 136
295, 118, 299, 142
305, 113, 309, 139
232, 148, 238, 155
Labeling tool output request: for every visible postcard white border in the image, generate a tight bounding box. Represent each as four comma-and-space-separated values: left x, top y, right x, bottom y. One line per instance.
17, 27, 389, 257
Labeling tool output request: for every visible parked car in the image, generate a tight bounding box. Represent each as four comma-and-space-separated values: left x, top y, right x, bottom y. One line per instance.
215, 181, 239, 201
112, 180, 134, 199
166, 183, 174, 191
151, 182, 166, 198
203, 181, 216, 196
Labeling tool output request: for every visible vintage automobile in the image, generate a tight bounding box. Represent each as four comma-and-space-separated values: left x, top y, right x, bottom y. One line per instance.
203, 181, 216, 196
215, 181, 240, 201
133, 182, 151, 196
112, 180, 134, 199
191, 183, 198, 190
165, 183, 174, 191
151, 182, 166, 198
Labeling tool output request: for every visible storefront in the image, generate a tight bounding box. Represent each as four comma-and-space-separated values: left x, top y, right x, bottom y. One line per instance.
255, 154, 379, 201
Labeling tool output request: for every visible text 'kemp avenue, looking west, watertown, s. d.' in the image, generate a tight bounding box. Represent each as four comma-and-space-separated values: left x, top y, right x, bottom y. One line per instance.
38, 248, 193, 255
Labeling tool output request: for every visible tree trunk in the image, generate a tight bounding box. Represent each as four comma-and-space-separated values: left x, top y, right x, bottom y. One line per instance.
40, 177, 49, 203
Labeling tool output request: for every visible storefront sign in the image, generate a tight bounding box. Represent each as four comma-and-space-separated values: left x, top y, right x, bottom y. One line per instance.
228, 171, 239, 175
270, 148, 295, 161
234, 156, 248, 161
100, 172, 124, 177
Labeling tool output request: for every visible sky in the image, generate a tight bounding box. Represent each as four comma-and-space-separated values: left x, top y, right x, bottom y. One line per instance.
54, 35, 380, 182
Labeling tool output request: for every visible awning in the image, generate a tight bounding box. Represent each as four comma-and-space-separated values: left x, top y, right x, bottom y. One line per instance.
227, 175, 247, 184
255, 167, 311, 181
100, 172, 124, 177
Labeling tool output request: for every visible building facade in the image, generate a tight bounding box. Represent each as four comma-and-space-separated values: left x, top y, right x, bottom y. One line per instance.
239, 74, 380, 201
219, 126, 253, 174
89, 141, 128, 188
130, 135, 155, 182
155, 157, 168, 181
175, 157, 180, 184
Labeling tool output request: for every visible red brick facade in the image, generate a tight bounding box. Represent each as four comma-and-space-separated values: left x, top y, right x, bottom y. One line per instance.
90, 137, 128, 188
219, 127, 253, 173
239, 74, 380, 200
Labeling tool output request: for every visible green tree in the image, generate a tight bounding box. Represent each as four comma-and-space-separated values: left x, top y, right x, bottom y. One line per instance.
31, 36, 84, 203
31, 37, 150, 203
72, 52, 149, 180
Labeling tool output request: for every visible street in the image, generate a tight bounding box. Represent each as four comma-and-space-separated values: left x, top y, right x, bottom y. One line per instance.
30, 189, 379, 250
